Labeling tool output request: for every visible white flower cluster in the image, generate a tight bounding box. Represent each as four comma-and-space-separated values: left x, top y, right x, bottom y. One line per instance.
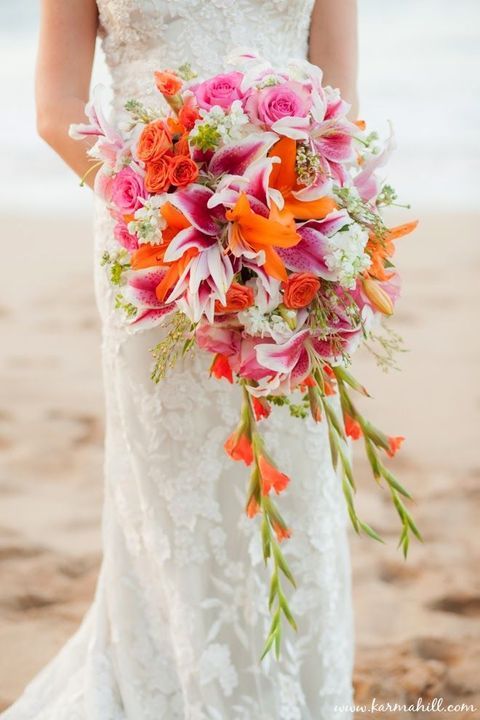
191, 100, 250, 145
240, 306, 294, 342
128, 195, 167, 245
324, 222, 371, 289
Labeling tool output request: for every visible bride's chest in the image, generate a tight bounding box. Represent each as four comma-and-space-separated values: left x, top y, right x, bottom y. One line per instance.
97, 0, 308, 29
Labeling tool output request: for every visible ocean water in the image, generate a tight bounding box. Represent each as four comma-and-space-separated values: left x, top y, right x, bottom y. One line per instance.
0, 0, 479, 215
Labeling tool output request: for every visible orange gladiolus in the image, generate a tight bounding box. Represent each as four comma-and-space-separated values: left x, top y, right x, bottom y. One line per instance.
225, 193, 300, 281
271, 520, 292, 543
345, 414, 362, 440
258, 455, 290, 496
387, 435, 405, 458
252, 397, 271, 421
246, 495, 261, 519
324, 379, 336, 396
224, 428, 253, 466
210, 354, 233, 384
269, 137, 337, 221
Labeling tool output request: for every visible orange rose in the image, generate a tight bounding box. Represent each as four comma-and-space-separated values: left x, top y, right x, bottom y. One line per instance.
154, 70, 183, 97
137, 120, 172, 163
283, 272, 320, 309
214, 283, 254, 314
144, 156, 172, 193
168, 155, 199, 187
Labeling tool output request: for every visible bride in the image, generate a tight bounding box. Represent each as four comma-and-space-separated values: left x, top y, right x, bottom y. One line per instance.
4, 1, 359, 718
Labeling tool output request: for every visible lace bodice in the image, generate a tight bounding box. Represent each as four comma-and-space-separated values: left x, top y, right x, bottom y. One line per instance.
97, 0, 316, 111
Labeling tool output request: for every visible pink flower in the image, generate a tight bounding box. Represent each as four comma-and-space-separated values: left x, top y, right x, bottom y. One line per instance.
94, 170, 114, 202
245, 81, 312, 134
192, 72, 244, 110
111, 166, 146, 214
113, 220, 138, 251
196, 321, 241, 357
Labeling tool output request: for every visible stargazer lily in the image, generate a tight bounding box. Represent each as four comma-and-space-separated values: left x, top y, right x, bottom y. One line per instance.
123, 267, 176, 330
253, 322, 362, 396
277, 209, 350, 278
159, 184, 234, 322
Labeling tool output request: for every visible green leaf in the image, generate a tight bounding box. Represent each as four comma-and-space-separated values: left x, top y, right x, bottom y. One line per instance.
359, 521, 385, 543
272, 544, 296, 588
279, 594, 298, 631
380, 465, 412, 499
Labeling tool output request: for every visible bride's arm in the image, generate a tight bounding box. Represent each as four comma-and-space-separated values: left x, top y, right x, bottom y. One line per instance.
36, 0, 99, 185
308, 0, 359, 118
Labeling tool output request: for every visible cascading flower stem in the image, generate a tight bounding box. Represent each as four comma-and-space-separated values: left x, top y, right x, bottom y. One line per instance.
241, 384, 297, 660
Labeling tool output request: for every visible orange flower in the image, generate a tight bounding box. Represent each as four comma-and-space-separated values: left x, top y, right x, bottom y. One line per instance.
178, 99, 201, 131
246, 495, 261, 519
154, 70, 183, 96
168, 155, 199, 187
366, 221, 418, 282
252, 397, 271, 421
224, 428, 253, 466
299, 375, 316, 391
362, 277, 394, 316
214, 282, 254, 314
269, 137, 337, 220
324, 379, 336, 396
174, 132, 191, 157
225, 193, 300, 281
137, 120, 172, 163
144, 156, 172, 194
345, 414, 362, 440
283, 272, 320, 309
271, 520, 292, 543
258, 455, 290, 496
387, 435, 405, 458
130, 201, 191, 272
210, 354, 233, 383
325, 366, 336, 380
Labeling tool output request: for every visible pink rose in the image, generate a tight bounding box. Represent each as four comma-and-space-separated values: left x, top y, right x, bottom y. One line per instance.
245, 80, 312, 126
111, 166, 146, 214
113, 220, 138, 251
196, 322, 241, 357
192, 72, 244, 110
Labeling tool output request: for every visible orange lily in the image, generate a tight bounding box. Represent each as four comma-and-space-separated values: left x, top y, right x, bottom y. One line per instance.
225, 193, 300, 281
269, 137, 337, 221
367, 220, 418, 282
130, 201, 190, 271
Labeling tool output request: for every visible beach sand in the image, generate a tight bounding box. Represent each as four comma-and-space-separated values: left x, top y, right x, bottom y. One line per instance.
0, 209, 479, 718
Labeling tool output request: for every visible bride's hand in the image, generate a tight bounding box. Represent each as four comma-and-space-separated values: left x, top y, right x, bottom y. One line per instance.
36, 0, 99, 187
308, 0, 359, 120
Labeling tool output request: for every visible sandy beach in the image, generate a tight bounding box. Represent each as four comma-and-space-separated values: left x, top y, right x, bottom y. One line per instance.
0, 209, 479, 718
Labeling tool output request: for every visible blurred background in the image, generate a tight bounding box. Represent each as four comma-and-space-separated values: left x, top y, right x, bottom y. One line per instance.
0, 1, 479, 717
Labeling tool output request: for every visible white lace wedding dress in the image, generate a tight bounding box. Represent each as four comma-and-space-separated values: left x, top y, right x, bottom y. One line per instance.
2, 2, 354, 718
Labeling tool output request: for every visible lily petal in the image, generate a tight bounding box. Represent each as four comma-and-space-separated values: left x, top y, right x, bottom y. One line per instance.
168, 184, 219, 235
256, 329, 310, 374
209, 132, 278, 176
164, 226, 215, 263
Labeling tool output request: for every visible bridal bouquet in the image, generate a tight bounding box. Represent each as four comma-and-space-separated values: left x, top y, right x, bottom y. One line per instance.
71, 51, 419, 658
